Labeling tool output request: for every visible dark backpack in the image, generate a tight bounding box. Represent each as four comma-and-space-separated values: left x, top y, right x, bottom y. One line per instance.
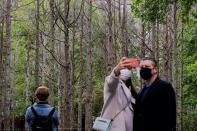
31, 106, 55, 131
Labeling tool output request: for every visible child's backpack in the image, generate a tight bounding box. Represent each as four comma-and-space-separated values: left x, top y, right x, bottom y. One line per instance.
31, 106, 55, 131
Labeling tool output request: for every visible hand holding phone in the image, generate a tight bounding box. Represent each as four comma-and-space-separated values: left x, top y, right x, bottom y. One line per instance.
122, 58, 140, 69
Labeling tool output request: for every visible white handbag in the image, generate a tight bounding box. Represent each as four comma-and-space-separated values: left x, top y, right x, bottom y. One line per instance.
93, 102, 130, 131
92, 117, 112, 131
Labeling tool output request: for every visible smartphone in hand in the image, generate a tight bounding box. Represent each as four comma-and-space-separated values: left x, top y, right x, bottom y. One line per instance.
122, 58, 140, 68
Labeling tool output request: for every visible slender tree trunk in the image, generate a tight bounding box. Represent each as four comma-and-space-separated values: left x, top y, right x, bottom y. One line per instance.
78, 1, 84, 130
162, 16, 169, 81
35, 0, 40, 87
0, 18, 3, 67
85, 0, 93, 130
25, 38, 30, 129
113, 0, 117, 62
151, 21, 156, 58
63, 0, 72, 130
70, 10, 76, 129
172, 0, 178, 89
140, 21, 145, 58
4, 0, 12, 129
0, 11, 4, 129
106, 0, 115, 75
41, 34, 46, 85
172, 1, 181, 130
25, 39, 30, 107
121, 0, 128, 57
48, 0, 55, 105
57, 34, 63, 127
180, 24, 184, 131
11, 36, 20, 131
155, 21, 159, 62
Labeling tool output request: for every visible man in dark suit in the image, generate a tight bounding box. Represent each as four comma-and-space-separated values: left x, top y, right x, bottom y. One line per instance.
133, 57, 176, 131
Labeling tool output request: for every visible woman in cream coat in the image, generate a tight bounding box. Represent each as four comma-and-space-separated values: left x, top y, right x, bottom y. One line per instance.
101, 57, 139, 131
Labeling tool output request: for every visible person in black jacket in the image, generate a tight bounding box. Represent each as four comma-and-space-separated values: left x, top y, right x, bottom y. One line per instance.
133, 57, 176, 131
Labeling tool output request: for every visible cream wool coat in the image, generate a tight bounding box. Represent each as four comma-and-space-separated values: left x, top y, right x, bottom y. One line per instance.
101, 70, 135, 131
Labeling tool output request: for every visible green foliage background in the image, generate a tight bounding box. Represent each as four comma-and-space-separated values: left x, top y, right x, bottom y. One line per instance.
6, 0, 197, 130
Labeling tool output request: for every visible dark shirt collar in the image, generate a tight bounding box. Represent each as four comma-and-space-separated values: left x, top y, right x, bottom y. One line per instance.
37, 101, 49, 104
144, 77, 160, 88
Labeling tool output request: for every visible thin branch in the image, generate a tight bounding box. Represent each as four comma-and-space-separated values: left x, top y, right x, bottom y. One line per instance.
68, 0, 84, 27
54, 17, 68, 35
54, 2, 66, 26
39, 29, 65, 43
40, 36, 66, 68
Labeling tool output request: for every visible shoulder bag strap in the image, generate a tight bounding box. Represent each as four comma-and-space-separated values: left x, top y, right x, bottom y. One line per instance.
31, 106, 38, 117
111, 85, 132, 121
48, 107, 55, 117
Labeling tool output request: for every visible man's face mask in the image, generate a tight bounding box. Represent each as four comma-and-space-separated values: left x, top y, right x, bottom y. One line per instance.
140, 67, 153, 80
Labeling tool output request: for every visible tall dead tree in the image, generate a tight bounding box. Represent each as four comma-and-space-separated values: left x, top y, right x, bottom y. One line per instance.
155, 21, 159, 62
48, 0, 55, 105
106, 0, 115, 75
4, 0, 12, 129
0, 1, 4, 128
162, 15, 170, 81
62, 0, 72, 130
121, 0, 129, 57
78, 0, 84, 130
25, 38, 30, 107
35, 0, 40, 87
171, 0, 181, 130
85, 0, 93, 130
140, 21, 146, 58
151, 22, 156, 58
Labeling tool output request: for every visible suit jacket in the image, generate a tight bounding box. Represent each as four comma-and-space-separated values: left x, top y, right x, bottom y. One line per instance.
133, 77, 176, 131
101, 70, 135, 131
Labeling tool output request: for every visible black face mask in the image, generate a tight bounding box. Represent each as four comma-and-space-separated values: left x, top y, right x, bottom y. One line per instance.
140, 67, 153, 80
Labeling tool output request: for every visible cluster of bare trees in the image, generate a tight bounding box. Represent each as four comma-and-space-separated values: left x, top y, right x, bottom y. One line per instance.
138, 0, 182, 130
0, 0, 185, 130
0, 0, 12, 129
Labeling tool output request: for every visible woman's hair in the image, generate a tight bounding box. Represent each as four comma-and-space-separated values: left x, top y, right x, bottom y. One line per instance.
35, 86, 50, 101
125, 79, 138, 99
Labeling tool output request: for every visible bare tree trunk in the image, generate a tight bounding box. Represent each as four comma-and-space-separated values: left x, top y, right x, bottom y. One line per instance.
35, 0, 40, 87
25, 39, 30, 107
155, 21, 159, 62
11, 36, 20, 131
162, 15, 169, 81
172, 0, 178, 89
41, 34, 46, 85
180, 24, 184, 131
106, 0, 115, 75
121, 0, 128, 57
70, 6, 76, 128
140, 21, 145, 58
172, 0, 180, 130
0, 9, 4, 129
113, 0, 117, 62
85, 0, 93, 130
78, 1, 84, 130
25, 37, 30, 129
0, 7, 4, 127
63, 0, 72, 130
151, 22, 156, 58
4, 0, 12, 129
48, 0, 55, 105
57, 34, 63, 127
